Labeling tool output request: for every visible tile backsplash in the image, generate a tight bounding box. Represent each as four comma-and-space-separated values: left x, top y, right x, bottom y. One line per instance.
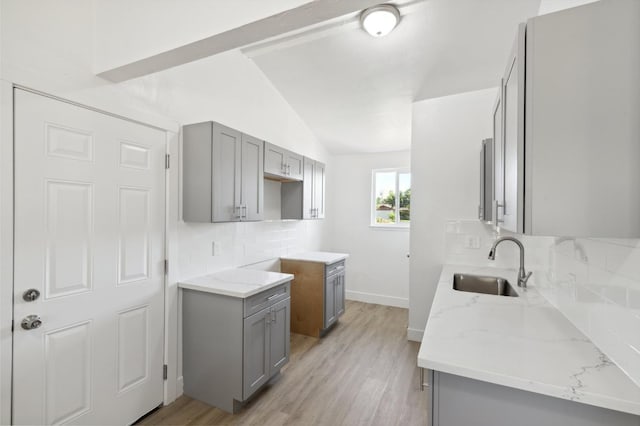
445, 220, 640, 388
177, 219, 325, 279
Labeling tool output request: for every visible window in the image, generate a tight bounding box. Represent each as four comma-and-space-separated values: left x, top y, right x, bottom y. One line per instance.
371, 168, 410, 227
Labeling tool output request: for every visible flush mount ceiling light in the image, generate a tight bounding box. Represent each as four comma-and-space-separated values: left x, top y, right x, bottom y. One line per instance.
360, 4, 401, 37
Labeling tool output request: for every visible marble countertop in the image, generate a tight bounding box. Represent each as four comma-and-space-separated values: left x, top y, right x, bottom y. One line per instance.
418, 264, 640, 416
178, 268, 293, 298
280, 251, 349, 264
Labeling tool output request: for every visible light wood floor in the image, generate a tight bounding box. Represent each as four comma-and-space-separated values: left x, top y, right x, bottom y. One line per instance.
139, 300, 428, 425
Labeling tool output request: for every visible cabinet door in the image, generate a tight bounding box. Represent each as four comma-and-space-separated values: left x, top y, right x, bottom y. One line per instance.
243, 307, 270, 399
324, 274, 337, 329
482, 139, 494, 222
302, 157, 315, 219
501, 24, 525, 233
286, 151, 304, 181
269, 298, 290, 374
241, 134, 264, 221
314, 161, 326, 219
212, 123, 242, 222
479, 146, 485, 220
335, 273, 345, 318
492, 84, 504, 227
264, 142, 287, 178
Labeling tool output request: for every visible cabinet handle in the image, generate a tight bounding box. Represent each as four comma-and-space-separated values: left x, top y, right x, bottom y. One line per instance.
493, 200, 504, 224
235, 205, 242, 218
287, 164, 291, 175
267, 293, 281, 301
241, 205, 247, 219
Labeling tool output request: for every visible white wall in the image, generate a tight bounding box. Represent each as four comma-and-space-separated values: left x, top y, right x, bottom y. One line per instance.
93, 0, 311, 72
408, 87, 497, 340
120, 50, 327, 163
325, 151, 410, 308
538, 238, 640, 388
538, 0, 599, 14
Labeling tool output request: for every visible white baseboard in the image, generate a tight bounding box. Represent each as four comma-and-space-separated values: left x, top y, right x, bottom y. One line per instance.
345, 290, 409, 308
177, 376, 184, 397
407, 327, 424, 342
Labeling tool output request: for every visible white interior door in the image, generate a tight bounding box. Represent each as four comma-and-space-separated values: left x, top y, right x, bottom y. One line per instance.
13, 89, 166, 425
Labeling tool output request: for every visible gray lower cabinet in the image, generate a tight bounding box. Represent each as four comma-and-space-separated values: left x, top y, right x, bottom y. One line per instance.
281, 259, 346, 337
243, 298, 290, 399
182, 282, 291, 413
324, 261, 345, 329
183, 121, 264, 222
425, 370, 640, 426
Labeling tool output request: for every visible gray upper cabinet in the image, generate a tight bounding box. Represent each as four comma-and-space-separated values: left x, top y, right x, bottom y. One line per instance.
183, 121, 264, 222
313, 161, 326, 219
286, 151, 304, 180
500, 23, 525, 234
282, 157, 326, 220
264, 142, 303, 181
302, 157, 325, 219
493, 0, 640, 237
479, 138, 493, 222
302, 157, 315, 219
241, 133, 265, 221
492, 83, 504, 226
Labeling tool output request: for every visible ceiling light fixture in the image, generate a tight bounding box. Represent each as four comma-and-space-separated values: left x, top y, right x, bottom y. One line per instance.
360, 4, 401, 37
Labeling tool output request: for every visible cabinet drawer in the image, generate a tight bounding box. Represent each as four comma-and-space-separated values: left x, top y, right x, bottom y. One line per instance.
326, 261, 345, 277
244, 282, 291, 318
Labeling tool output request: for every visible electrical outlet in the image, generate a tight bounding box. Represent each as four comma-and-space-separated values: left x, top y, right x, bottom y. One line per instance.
464, 235, 481, 249
212, 241, 222, 256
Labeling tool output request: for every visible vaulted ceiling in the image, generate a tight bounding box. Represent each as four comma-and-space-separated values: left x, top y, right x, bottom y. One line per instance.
248, 0, 541, 153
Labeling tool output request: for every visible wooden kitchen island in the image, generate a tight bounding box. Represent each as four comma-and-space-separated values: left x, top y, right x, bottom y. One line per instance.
280, 252, 348, 337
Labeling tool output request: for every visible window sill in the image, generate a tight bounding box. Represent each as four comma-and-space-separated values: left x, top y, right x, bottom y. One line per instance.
369, 224, 410, 231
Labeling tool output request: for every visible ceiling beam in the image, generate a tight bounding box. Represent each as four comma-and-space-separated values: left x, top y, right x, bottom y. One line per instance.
97, 0, 390, 82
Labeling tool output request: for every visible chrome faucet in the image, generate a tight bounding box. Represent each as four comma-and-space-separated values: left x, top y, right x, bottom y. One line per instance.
488, 236, 533, 288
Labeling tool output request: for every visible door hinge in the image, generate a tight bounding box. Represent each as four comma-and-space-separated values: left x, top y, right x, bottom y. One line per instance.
164, 259, 169, 275
163, 364, 168, 380
165, 154, 170, 169
11, 320, 14, 333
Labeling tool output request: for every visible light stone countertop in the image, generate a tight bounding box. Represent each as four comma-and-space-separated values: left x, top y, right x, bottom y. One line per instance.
418, 264, 640, 416
178, 268, 293, 298
279, 251, 349, 264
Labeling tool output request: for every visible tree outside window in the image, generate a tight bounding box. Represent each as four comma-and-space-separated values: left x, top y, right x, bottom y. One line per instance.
372, 169, 410, 227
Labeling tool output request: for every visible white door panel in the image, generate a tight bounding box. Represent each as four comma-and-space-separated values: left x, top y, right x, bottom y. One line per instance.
13, 89, 165, 425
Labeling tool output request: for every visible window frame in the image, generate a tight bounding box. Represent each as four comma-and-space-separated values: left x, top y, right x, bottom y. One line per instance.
370, 167, 410, 229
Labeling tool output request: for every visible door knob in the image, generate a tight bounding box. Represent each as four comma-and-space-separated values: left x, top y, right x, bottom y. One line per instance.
22, 288, 40, 302
21, 315, 43, 330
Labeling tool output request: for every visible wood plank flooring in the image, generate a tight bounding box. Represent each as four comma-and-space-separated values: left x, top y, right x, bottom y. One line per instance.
138, 301, 428, 425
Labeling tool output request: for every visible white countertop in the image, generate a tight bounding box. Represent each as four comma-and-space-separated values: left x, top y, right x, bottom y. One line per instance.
178, 268, 293, 298
280, 251, 349, 264
418, 264, 640, 416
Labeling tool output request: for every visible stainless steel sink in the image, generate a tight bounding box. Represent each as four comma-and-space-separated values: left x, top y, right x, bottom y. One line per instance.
452, 273, 519, 297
